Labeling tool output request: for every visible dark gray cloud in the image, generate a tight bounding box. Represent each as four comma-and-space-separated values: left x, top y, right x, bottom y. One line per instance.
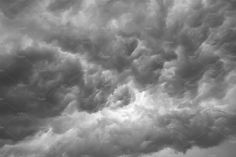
0, 0, 236, 157
0, 44, 85, 143
0, 0, 37, 18
48, 0, 81, 12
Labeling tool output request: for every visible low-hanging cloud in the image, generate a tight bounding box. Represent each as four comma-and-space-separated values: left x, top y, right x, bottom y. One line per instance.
0, 0, 236, 157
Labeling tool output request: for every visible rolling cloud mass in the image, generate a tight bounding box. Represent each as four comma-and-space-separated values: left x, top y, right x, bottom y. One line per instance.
0, 0, 236, 157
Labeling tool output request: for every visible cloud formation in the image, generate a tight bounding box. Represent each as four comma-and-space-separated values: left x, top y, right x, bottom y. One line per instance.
0, 0, 236, 156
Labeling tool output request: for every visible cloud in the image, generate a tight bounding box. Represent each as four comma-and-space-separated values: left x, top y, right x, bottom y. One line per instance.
0, 0, 37, 18
0, 40, 84, 143
47, 0, 82, 12
1, 86, 236, 157
0, 0, 236, 157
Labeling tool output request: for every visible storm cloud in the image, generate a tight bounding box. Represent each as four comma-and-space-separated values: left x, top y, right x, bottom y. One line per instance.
0, 0, 236, 157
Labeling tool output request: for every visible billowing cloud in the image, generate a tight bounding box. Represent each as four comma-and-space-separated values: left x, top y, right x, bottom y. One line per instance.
0, 0, 236, 157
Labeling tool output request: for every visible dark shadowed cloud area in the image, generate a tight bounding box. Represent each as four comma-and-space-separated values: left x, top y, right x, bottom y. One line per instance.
0, 0, 236, 157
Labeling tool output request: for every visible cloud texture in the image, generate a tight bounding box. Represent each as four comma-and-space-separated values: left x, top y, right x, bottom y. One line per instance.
0, 0, 236, 156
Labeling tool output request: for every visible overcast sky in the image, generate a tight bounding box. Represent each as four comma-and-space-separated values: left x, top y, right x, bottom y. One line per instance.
0, 0, 236, 157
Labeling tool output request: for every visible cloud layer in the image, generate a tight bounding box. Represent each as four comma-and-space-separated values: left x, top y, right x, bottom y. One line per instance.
0, 0, 236, 156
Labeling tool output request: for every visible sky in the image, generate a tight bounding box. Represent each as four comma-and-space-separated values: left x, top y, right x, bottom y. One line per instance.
0, 0, 236, 157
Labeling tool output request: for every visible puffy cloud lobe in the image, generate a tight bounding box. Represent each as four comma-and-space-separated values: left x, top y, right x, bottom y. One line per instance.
0, 42, 85, 143
0, 0, 236, 157
1, 88, 236, 157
